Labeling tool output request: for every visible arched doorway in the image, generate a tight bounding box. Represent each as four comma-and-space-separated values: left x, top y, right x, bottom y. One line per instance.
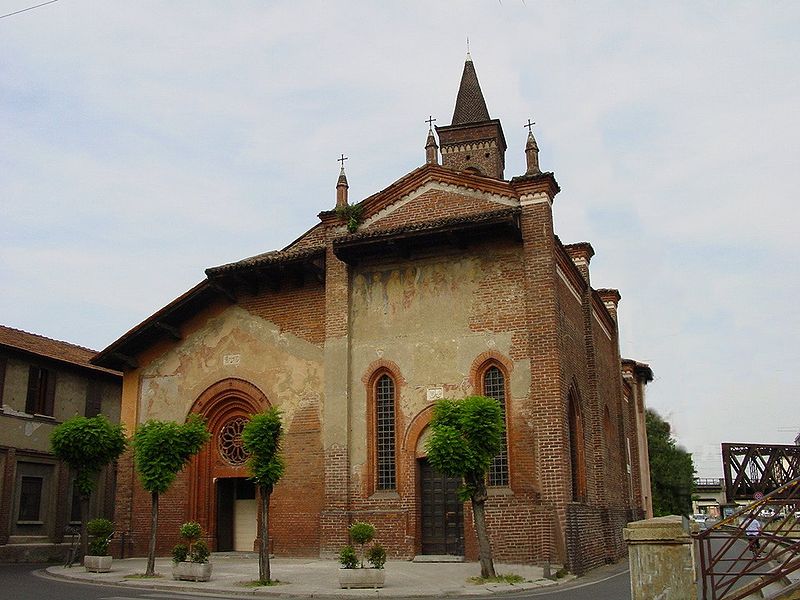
187, 379, 269, 552
412, 422, 464, 556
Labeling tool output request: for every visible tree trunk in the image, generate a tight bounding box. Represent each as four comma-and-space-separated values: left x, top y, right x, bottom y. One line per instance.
258, 486, 270, 583
468, 476, 495, 579
80, 494, 90, 562
146, 491, 158, 576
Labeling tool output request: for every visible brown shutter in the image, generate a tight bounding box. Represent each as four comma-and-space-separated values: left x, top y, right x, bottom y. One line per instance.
85, 379, 102, 417
0, 356, 7, 406
43, 370, 56, 416
26, 366, 40, 414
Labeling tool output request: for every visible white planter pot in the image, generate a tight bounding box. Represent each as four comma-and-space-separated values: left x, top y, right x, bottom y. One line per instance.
338, 568, 385, 589
172, 561, 213, 582
84, 555, 112, 573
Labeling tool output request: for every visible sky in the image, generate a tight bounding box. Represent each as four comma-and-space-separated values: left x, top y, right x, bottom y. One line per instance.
2, 1, 798, 478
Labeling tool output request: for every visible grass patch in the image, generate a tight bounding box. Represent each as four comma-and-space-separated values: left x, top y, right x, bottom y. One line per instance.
469, 573, 526, 585
124, 573, 164, 579
555, 567, 569, 579
240, 579, 283, 587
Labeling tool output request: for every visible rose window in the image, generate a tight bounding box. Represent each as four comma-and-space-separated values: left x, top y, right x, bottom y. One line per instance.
218, 416, 250, 466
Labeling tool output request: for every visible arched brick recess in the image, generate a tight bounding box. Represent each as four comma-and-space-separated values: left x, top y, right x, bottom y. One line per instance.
363, 360, 405, 497
186, 378, 270, 546
470, 352, 514, 488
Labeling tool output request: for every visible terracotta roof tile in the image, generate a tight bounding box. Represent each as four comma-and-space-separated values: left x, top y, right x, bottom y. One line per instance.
0, 325, 119, 376
205, 245, 325, 277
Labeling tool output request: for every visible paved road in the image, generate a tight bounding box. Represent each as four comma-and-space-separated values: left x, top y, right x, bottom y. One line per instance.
0, 562, 631, 600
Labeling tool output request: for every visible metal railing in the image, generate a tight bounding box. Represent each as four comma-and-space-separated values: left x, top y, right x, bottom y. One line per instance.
695, 475, 800, 600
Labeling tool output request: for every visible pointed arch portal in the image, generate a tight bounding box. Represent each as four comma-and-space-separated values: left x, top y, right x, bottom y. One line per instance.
187, 378, 269, 551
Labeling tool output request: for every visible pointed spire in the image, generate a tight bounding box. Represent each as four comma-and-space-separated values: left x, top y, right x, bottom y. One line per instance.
425, 115, 439, 164
336, 154, 349, 209
451, 52, 490, 125
525, 123, 541, 175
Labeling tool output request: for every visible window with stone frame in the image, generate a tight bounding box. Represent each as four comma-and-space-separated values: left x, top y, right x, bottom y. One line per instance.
375, 373, 397, 491
18, 476, 44, 522
482, 365, 510, 487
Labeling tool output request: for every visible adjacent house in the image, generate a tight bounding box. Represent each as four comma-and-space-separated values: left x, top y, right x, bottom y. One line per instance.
0, 325, 122, 562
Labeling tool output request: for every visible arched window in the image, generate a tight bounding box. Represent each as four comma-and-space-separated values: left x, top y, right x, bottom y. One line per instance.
483, 365, 510, 487
375, 374, 396, 490
568, 391, 587, 502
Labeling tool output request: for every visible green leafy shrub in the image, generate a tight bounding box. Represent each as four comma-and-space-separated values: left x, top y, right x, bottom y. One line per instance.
349, 521, 375, 546
339, 545, 358, 569
172, 543, 188, 564
367, 544, 387, 569
190, 540, 210, 564
335, 203, 363, 233
87, 518, 114, 555
173, 521, 209, 563
179, 521, 202, 542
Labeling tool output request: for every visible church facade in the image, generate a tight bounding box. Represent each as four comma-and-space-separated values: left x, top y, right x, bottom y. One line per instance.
95, 55, 653, 574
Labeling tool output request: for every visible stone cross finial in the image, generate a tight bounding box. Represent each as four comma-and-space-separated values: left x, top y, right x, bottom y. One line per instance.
337, 154, 348, 169
426, 115, 437, 130
524, 119, 536, 134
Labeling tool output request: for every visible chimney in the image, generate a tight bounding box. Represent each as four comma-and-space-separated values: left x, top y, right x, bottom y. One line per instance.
564, 242, 595, 283
597, 288, 621, 322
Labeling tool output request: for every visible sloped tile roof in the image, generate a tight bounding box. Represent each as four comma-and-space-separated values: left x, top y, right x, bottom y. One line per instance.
0, 324, 119, 376
205, 245, 326, 277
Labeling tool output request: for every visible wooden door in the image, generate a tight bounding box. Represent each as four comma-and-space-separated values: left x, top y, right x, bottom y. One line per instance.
420, 458, 464, 555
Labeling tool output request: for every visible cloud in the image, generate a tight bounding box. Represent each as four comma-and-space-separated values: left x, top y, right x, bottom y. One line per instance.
2, 0, 799, 475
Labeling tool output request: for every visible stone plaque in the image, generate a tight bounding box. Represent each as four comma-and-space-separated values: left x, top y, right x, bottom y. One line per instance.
223, 354, 241, 366
426, 387, 444, 402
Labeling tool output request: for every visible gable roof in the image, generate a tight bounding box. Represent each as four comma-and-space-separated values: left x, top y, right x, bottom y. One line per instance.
0, 324, 119, 377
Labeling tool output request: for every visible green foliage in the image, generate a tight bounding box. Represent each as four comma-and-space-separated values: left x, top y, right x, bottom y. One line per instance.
367, 544, 387, 569
190, 540, 210, 564
179, 521, 201, 542
87, 517, 114, 538
132, 415, 210, 493
335, 202, 363, 233
348, 521, 375, 546
86, 518, 114, 555
339, 545, 358, 569
646, 409, 695, 516
173, 522, 208, 563
172, 543, 188, 564
425, 396, 505, 496
51, 415, 127, 497
241, 409, 286, 494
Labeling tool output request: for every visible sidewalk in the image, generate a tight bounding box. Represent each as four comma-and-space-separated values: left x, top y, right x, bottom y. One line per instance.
45, 553, 566, 597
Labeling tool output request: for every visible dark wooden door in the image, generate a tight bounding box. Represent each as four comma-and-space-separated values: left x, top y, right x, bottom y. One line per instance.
420, 458, 464, 555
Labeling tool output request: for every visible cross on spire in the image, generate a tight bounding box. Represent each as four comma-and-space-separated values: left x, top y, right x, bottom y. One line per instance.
337, 154, 348, 169
524, 119, 536, 134
425, 115, 437, 130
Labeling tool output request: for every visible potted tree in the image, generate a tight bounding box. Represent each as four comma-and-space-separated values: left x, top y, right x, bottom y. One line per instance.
172, 521, 212, 582
338, 521, 386, 589
84, 518, 114, 572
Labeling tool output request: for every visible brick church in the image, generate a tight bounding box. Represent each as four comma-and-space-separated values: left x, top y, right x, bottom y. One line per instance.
94, 54, 654, 574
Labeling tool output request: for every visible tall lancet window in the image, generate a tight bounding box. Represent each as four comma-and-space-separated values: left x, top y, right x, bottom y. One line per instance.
483, 365, 510, 486
375, 374, 396, 490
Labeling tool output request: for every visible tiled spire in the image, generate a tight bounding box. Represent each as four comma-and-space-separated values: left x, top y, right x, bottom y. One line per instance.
451, 53, 490, 125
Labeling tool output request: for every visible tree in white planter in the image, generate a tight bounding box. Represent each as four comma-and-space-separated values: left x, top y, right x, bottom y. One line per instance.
338, 522, 387, 589
84, 518, 114, 572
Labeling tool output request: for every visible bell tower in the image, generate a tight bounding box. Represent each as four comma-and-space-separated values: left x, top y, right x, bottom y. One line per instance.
435, 52, 507, 179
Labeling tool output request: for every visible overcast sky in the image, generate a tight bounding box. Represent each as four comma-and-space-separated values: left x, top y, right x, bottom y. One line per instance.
2, 1, 798, 477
